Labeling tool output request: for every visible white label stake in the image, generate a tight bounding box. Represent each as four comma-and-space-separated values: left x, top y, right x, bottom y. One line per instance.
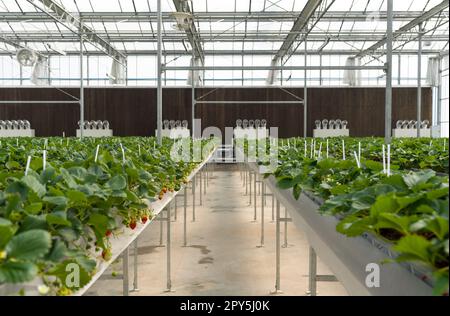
318, 143, 323, 159
94, 145, 100, 162
25, 156, 31, 176
138, 144, 141, 156
326, 139, 329, 158
120, 143, 126, 164
382, 144, 386, 174
353, 151, 361, 168
358, 142, 361, 162
43, 150, 47, 171
304, 140, 307, 157
342, 140, 346, 160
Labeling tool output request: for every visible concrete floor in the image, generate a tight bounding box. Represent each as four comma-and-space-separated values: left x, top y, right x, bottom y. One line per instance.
86, 169, 348, 296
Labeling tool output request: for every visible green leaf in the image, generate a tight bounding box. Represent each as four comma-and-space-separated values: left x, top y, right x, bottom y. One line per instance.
5, 229, 51, 261
45, 239, 68, 262
105, 175, 127, 191
393, 235, 432, 264
43, 196, 68, 207
21, 175, 46, 198
24, 202, 43, 215
18, 215, 47, 232
0, 261, 38, 284
46, 211, 72, 227
370, 194, 399, 216
0, 219, 14, 249
88, 213, 109, 238
402, 171, 435, 190
426, 187, 449, 200
66, 190, 87, 204
5, 161, 21, 170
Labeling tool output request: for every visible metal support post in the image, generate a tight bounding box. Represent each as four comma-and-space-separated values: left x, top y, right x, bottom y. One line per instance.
385, 0, 393, 144
282, 208, 288, 248
199, 169, 203, 206
156, 0, 162, 145
174, 195, 177, 221
130, 239, 139, 293
417, 23, 423, 138
308, 247, 317, 296
271, 194, 275, 222
253, 173, 257, 221
249, 172, 252, 205
192, 176, 196, 222
270, 199, 283, 294
159, 214, 164, 246
183, 186, 188, 247
203, 169, 207, 194
259, 183, 265, 247
165, 206, 173, 292
304, 37, 308, 138
122, 247, 129, 296
79, 20, 84, 139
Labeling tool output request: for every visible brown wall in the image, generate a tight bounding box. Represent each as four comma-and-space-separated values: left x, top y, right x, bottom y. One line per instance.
0, 87, 432, 138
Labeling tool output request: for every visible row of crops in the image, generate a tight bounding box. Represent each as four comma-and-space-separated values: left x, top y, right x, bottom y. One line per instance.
0, 137, 213, 295
245, 137, 449, 295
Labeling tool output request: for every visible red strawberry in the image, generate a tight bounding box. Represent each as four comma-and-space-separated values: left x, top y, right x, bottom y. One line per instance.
141, 216, 148, 224
105, 230, 112, 237
129, 221, 137, 230
162, 187, 168, 193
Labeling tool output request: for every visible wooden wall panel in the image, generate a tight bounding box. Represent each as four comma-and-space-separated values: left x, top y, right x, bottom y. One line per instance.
1, 87, 432, 138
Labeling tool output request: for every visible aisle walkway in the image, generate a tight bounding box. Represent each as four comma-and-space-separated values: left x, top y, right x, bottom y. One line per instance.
87, 169, 347, 296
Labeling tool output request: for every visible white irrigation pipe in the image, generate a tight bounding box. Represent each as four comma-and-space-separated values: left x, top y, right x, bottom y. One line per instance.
382, 144, 387, 174
358, 142, 361, 162
310, 140, 314, 159
318, 142, 323, 159
25, 156, 31, 176
326, 139, 329, 158
138, 144, 141, 156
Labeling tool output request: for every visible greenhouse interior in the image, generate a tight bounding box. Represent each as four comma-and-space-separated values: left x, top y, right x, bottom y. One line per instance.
0, 0, 449, 300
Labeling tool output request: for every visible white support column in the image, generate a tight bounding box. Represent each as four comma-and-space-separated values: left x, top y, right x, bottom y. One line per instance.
156, 0, 163, 145
385, 0, 393, 144
304, 37, 308, 138
79, 20, 84, 140
417, 23, 423, 138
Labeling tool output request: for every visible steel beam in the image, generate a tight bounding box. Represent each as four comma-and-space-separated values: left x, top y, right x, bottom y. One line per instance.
172, 0, 204, 64
25, 0, 125, 62
357, 0, 449, 58
385, 0, 393, 144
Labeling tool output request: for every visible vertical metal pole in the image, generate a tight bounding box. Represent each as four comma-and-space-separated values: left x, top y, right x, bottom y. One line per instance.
397, 54, 401, 85
192, 176, 196, 222
437, 56, 442, 130
159, 214, 163, 246
203, 168, 207, 194
191, 50, 196, 138
156, 0, 163, 145
385, 0, 393, 144
319, 53, 322, 86
130, 239, 139, 292
282, 208, 288, 248
199, 170, 203, 206
271, 194, 275, 222
166, 206, 172, 291
79, 20, 84, 139
417, 23, 423, 138
308, 247, 317, 296
122, 247, 129, 296
253, 173, 257, 221
173, 195, 178, 222
260, 183, 265, 246
183, 186, 187, 246
304, 37, 308, 138
274, 200, 281, 293
249, 172, 252, 205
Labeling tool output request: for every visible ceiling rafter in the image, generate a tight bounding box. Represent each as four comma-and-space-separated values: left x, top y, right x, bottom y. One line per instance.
24, 0, 126, 62
356, 0, 449, 58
